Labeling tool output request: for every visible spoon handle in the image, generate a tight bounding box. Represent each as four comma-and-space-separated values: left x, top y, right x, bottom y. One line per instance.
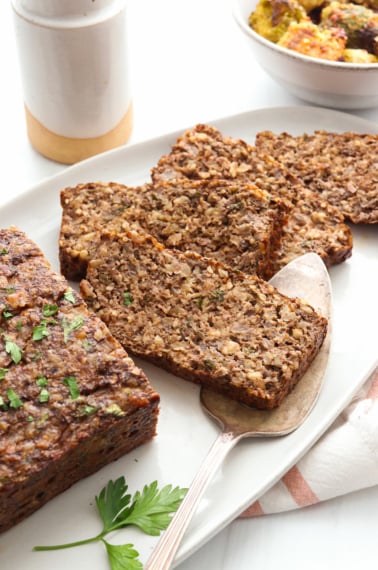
144, 430, 239, 569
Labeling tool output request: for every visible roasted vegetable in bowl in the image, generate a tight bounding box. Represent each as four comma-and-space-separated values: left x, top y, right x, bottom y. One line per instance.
249, 0, 308, 42
249, 0, 378, 62
277, 19, 347, 59
321, 2, 378, 53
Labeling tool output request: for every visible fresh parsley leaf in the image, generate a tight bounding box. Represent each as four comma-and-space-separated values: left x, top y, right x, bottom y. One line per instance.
36, 375, 48, 387
32, 319, 50, 341
7, 388, 23, 409
5, 337, 22, 364
0, 248, 8, 255
102, 540, 142, 570
39, 388, 50, 403
64, 290, 76, 304
43, 304, 58, 317
63, 376, 80, 400
34, 476, 187, 569
62, 316, 84, 342
121, 481, 187, 536
96, 479, 187, 536
2, 308, 13, 319
82, 405, 97, 416
0, 368, 8, 380
96, 476, 132, 533
82, 339, 94, 351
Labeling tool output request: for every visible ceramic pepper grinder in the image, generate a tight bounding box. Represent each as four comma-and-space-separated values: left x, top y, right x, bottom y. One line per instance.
11, 0, 133, 164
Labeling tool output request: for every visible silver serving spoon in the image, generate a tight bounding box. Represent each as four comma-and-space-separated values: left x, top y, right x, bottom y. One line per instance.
145, 253, 332, 570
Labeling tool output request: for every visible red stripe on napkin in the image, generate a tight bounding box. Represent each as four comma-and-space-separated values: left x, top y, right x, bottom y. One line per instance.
238, 367, 378, 519
239, 500, 264, 518
282, 466, 318, 507
366, 370, 378, 399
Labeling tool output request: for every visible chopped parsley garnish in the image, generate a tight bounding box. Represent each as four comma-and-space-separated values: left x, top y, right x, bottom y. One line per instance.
34, 476, 187, 570
63, 376, 80, 400
0, 248, 8, 255
82, 405, 97, 415
62, 316, 84, 342
5, 337, 22, 364
0, 396, 7, 409
32, 319, 50, 341
123, 292, 133, 306
43, 304, 58, 317
7, 388, 23, 409
36, 376, 48, 387
2, 308, 13, 319
64, 290, 76, 304
0, 368, 8, 380
82, 339, 94, 352
39, 388, 50, 403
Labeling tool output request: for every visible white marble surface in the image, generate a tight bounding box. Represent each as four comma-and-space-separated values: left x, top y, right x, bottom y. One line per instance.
1, 0, 378, 568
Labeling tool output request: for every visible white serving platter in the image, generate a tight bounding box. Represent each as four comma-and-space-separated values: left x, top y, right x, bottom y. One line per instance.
0, 106, 377, 569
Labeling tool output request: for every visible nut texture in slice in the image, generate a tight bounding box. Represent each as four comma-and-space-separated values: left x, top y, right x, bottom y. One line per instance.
151, 123, 353, 271
59, 178, 288, 280
80, 230, 328, 411
255, 130, 378, 224
59, 181, 144, 281
141, 178, 288, 280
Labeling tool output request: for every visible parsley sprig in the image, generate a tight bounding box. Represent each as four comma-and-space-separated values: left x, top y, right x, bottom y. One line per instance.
34, 476, 187, 569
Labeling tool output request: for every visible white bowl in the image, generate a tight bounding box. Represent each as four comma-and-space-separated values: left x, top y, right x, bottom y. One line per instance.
233, 0, 378, 109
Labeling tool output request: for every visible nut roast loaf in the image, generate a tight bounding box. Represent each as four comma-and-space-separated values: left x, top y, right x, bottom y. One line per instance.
59, 178, 289, 281
151, 123, 354, 272
0, 227, 159, 534
80, 230, 328, 411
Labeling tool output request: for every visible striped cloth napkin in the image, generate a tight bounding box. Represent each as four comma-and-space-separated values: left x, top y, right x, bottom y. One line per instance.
241, 365, 378, 517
